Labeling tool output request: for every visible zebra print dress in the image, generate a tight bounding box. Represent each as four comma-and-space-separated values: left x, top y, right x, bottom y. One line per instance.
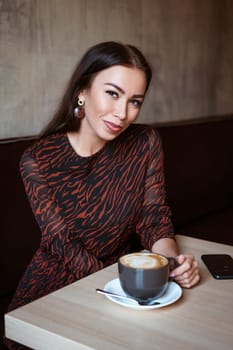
8, 124, 174, 315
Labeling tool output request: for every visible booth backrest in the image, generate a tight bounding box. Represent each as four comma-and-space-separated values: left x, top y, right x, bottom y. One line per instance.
0, 138, 41, 297
156, 115, 233, 227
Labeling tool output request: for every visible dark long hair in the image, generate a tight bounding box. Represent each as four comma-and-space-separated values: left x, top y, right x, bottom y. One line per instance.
40, 41, 152, 137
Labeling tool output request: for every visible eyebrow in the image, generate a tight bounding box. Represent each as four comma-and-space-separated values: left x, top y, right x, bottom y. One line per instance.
104, 83, 145, 99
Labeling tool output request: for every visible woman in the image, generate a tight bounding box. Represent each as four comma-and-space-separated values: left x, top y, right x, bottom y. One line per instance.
6, 41, 200, 348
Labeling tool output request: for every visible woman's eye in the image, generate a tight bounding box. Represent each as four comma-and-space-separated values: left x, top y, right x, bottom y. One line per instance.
106, 90, 118, 99
131, 99, 143, 108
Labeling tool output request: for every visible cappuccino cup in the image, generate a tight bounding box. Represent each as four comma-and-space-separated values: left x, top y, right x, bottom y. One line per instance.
118, 252, 169, 301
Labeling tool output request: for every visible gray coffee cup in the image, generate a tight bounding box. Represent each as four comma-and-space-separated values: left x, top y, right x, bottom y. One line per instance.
118, 252, 170, 301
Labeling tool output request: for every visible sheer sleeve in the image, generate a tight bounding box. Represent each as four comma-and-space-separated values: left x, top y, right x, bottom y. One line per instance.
136, 128, 175, 250
20, 149, 104, 279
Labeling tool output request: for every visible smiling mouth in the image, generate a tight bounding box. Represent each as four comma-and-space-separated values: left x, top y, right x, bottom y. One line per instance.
104, 121, 123, 133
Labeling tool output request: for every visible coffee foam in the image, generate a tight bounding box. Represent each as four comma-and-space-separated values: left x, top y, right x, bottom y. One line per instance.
120, 253, 167, 269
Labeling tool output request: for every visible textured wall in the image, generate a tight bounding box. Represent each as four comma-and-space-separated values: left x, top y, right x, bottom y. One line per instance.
1, 0, 233, 138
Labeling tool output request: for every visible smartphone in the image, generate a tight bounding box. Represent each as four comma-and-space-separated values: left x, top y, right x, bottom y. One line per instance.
201, 254, 233, 279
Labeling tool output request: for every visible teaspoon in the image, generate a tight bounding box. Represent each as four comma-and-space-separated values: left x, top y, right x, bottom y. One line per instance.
96, 288, 160, 306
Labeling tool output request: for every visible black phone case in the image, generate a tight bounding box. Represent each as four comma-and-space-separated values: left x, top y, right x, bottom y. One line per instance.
201, 254, 233, 279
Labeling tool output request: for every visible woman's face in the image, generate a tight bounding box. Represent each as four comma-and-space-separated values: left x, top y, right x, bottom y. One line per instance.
79, 65, 147, 143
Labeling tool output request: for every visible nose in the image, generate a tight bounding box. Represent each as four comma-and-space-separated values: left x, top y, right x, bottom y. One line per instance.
114, 100, 127, 120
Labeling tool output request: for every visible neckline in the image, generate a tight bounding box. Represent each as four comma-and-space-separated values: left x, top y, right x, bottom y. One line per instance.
65, 133, 108, 160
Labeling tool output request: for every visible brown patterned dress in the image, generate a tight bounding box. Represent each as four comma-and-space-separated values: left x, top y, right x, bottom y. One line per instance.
6, 124, 174, 349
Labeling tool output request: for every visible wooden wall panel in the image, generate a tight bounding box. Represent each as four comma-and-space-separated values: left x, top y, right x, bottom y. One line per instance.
0, 0, 233, 138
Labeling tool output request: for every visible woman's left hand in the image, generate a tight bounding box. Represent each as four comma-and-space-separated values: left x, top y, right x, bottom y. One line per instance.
170, 254, 200, 288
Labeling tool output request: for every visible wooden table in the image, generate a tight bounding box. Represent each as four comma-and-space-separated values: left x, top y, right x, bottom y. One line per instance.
5, 235, 233, 350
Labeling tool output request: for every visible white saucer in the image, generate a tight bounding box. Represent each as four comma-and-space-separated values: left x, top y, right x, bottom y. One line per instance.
103, 278, 182, 310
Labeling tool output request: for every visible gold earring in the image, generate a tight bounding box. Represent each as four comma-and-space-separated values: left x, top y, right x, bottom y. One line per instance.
77, 98, 85, 107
